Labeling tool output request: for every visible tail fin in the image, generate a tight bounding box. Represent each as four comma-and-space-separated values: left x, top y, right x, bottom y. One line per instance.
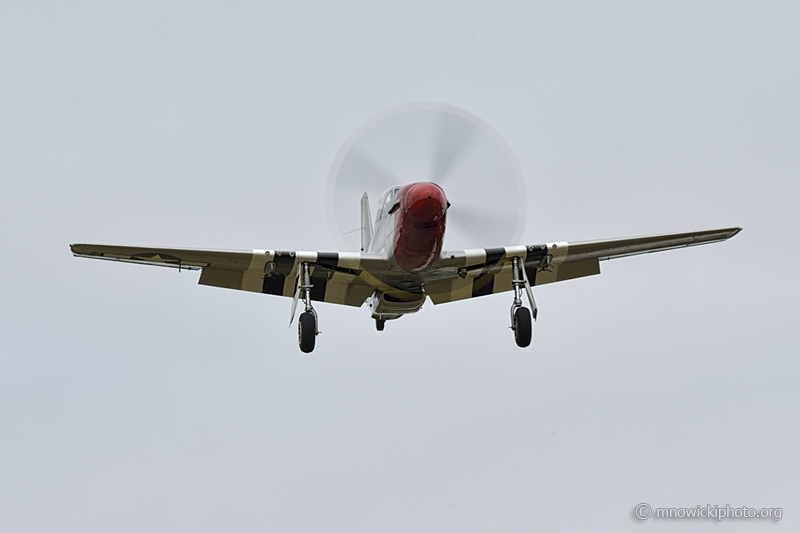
360, 192, 373, 252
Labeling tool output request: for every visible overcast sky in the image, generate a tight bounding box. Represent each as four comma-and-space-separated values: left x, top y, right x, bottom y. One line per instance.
1, 1, 798, 532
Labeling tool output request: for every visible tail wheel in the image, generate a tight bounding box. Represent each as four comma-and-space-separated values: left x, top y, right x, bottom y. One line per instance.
513, 307, 532, 348
376, 319, 385, 331
298, 311, 316, 353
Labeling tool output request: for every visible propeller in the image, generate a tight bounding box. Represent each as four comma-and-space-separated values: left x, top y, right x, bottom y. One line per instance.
429, 113, 479, 184
327, 103, 527, 252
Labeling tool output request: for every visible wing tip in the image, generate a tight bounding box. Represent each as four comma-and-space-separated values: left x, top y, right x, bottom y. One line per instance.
70, 243, 101, 257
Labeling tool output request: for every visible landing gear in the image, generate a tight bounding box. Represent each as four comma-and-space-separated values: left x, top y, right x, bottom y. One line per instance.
510, 256, 536, 348
299, 311, 316, 352
375, 318, 385, 331
513, 307, 532, 347
294, 262, 319, 353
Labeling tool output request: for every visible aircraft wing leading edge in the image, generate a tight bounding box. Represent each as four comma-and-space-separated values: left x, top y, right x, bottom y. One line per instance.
426, 227, 742, 304
71, 227, 741, 308
69, 244, 379, 307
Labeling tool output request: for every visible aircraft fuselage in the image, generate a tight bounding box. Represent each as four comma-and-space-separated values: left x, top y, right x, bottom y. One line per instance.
366, 182, 448, 319
369, 182, 448, 272
393, 182, 448, 273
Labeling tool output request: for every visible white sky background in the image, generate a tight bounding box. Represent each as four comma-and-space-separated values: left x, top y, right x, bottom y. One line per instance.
1, 1, 798, 531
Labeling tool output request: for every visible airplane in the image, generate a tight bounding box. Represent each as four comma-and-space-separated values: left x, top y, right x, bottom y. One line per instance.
70, 181, 741, 353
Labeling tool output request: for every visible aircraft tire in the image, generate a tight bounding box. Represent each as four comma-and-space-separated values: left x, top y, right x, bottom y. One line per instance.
376, 319, 385, 331
299, 311, 316, 353
514, 307, 532, 348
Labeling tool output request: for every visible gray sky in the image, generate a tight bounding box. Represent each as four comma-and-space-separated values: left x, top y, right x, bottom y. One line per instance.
1, 1, 798, 531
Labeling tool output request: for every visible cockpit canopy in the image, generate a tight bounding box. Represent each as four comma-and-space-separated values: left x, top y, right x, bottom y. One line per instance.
375, 185, 403, 221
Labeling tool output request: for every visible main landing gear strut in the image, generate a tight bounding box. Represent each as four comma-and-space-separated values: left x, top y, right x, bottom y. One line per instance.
293, 262, 319, 353
510, 256, 537, 348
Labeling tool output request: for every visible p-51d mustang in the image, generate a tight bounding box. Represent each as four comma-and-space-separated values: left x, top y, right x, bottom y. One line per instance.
71, 181, 741, 353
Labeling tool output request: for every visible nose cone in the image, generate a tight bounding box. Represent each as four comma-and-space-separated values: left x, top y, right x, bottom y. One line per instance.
404, 182, 447, 228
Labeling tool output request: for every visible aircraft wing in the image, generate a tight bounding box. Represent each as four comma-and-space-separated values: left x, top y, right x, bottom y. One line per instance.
69, 244, 383, 307
425, 227, 742, 304
71, 227, 741, 307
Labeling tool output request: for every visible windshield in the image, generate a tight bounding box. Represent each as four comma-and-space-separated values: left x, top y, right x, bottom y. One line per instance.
376, 186, 402, 219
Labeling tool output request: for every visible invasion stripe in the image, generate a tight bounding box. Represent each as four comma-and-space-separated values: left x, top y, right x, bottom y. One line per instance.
262, 275, 284, 296
311, 252, 338, 302
316, 252, 339, 268
525, 244, 547, 286
261, 251, 296, 296
273, 252, 296, 272
484, 248, 505, 265
471, 273, 495, 298
310, 269, 328, 302
526, 265, 538, 286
